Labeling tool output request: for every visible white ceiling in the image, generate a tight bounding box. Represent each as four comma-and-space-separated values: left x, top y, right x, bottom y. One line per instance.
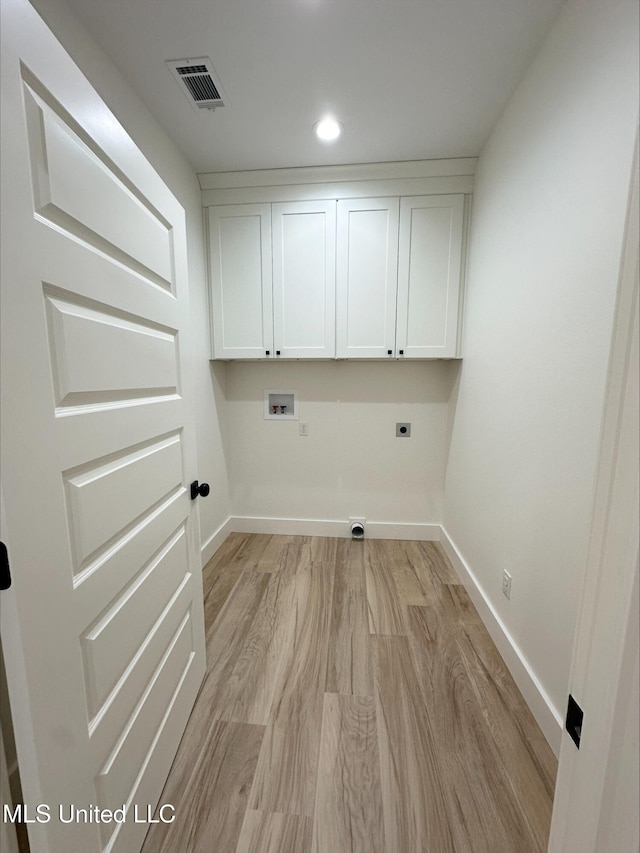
60, 0, 565, 175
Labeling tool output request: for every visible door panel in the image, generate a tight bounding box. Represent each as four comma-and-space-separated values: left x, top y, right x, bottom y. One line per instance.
24, 77, 174, 289
44, 288, 179, 408
63, 432, 184, 573
95, 611, 194, 821
80, 525, 189, 717
86, 577, 195, 763
0, 4, 205, 853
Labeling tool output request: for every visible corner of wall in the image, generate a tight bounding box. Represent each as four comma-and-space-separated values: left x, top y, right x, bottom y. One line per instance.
440, 525, 564, 754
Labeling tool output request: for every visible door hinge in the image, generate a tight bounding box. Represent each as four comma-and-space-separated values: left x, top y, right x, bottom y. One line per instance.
566, 693, 584, 748
0, 542, 11, 590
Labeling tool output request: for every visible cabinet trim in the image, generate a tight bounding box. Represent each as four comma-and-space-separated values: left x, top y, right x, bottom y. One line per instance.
199, 158, 477, 191
203, 175, 473, 207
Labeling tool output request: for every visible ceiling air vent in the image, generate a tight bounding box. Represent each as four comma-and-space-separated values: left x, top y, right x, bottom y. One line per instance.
166, 57, 227, 111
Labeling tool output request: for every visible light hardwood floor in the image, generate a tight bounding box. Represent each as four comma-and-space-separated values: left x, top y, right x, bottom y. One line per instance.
141, 534, 557, 853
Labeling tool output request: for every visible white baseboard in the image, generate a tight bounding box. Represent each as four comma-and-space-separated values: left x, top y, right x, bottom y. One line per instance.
440, 526, 563, 756
228, 515, 441, 541
200, 516, 234, 567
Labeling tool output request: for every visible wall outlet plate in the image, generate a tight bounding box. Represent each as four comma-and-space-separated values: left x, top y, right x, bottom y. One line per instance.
502, 570, 512, 599
396, 422, 411, 437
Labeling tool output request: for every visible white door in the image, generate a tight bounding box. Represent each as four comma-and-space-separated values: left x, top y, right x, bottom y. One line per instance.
336, 198, 400, 359
208, 203, 274, 359
272, 200, 336, 358
0, 4, 205, 853
397, 194, 464, 358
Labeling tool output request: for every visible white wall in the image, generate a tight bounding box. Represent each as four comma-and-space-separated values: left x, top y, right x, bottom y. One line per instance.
443, 0, 639, 724
224, 360, 459, 531
28, 0, 232, 558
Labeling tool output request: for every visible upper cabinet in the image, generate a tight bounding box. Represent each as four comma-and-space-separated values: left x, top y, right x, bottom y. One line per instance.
336, 198, 400, 359
204, 159, 474, 360
208, 203, 273, 359
209, 201, 335, 359
272, 201, 336, 359
397, 195, 464, 359
335, 194, 464, 359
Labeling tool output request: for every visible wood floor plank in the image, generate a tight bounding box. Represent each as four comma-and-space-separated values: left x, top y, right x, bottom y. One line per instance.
204, 570, 270, 660
438, 584, 556, 798
452, 614, 557, 846
309, 535, 340, 564
141, 721, 264, 853
191, 572, 270, 739
147, 570, 269, 818
227, 533, 278, 571
201, 533, 251, 628
202, 532, 248, 579
311, 693, 385, 853
386, 540, 432, 605
216, 545, 299, 725
325, 540, 373, 695
253, 534, 297, 572
248, 560, 334, 817
408, 603, 548, 852
364, 540, 409, 635
439, 579, 484, 623
374, 635, 456, 852
236, 810, 312, 853
416, 540, 462, 585
203, 564, 244, 631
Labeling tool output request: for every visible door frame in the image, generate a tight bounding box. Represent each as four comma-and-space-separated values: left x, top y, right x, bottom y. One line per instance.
548, 134, 639, 851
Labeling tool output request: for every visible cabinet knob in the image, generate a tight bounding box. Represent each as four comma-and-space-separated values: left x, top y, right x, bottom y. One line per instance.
399, 349, 404, 356
265, 350, 270, 356
276, 350, 281, 356
387, 349, 393, 356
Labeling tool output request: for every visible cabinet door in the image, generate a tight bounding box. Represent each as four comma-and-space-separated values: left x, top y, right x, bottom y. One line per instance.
397, 195, 464, 358
272, 200, 336, 359
208, 204, 273, 358
336, 198, 400, 358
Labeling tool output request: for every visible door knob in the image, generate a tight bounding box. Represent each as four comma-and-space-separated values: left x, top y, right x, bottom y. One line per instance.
0, 542, 11, 590
190, 480, 210, 500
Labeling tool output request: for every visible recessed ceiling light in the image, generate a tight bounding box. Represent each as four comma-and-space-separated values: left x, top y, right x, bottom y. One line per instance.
314, 117, 343, 142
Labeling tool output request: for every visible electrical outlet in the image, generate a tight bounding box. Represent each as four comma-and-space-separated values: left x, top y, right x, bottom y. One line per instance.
299, 422, 309, 436
502, 570, 512, 599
